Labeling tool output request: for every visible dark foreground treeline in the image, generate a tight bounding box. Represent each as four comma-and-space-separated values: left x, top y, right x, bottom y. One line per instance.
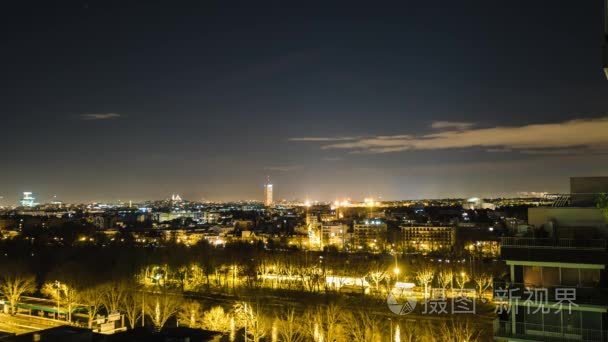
0, 237, 387, 287
0, 236, 506, 290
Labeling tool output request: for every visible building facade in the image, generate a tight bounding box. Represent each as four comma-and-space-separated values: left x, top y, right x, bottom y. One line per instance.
264, 181, 273, 206
400, 225, 456, 253
495, 237, 608, 341
495, 177, 608, 341
321, 222, 348, 250
353, 220, 387, 252
20, 192, 37, 207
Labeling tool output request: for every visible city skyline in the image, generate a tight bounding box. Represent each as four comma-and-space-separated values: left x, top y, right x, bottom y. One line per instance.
2, 2, 608, 341
0, 185, 559, 205
2, 1, 608, 202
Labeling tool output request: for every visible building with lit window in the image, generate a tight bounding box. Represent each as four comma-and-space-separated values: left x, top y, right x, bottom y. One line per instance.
353, 219, 387, 252
264, 179, 273, 206
203, 211, 221, 224
321, 222, 348, 250
320, 212, 337, 222
306, 213, 318, 226
19, 192, 38, 207
495, 237, 607, 341
400, 225, 455, 253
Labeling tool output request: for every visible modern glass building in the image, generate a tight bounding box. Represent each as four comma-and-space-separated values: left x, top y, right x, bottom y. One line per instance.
494, 177, 608, 341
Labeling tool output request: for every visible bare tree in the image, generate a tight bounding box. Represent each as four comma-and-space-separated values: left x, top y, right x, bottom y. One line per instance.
178, 300, 203, 328
348, 310, 383, 342
78, 286, 105, 328
438, 318, 482, 342
415, 267, 435, 299
473, 273, 493, 299
456, 271, 470, 291
201, 306, 232, 333
367, 269, 388, 295
120, 290, 142, 330
437, 269, 453, 293
398, 319, 421, 342
182, 264, 206, 291
233, 302, 268, 342
0, 273, 36, 315
277, 308, 306, 342
301, 266, 323, 293
42, 281, 79, 322
145, 289, 183, 332
101, 281, 128, 314
303, 304, 345, 342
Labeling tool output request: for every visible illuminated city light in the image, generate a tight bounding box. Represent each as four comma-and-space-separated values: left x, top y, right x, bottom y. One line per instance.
0, 5, 603, 340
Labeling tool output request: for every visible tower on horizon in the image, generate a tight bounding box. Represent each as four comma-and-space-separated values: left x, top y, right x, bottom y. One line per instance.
20, 192, 38, 207
264, 177, 273, 206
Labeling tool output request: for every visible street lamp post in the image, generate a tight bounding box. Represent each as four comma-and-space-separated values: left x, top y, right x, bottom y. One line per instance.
141, 292, 145, 328
393, 252, 401, 281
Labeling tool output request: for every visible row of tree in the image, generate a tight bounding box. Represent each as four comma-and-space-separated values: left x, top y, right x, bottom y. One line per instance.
177, 301, 487, 342
134, 260, 497, 301
1, 269, 490, 341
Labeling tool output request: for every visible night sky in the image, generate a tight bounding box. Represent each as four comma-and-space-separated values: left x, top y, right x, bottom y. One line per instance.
2, 1, 608, 204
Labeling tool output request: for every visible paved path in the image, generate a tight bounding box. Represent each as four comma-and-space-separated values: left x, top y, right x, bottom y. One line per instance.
0, 313, 63, 335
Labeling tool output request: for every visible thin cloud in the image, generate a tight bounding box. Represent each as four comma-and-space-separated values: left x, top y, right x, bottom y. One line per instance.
323, 157, 343, 161
80, 113, 121, 120
430, 121, 475, 130
302, 117, 608, 154
289, 136, 358, 142
486, 148, 512, 153
519, 147, 594, 155
264, 165, 301, 172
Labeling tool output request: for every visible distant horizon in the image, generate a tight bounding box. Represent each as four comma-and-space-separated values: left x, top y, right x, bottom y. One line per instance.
0, 189, 560, 206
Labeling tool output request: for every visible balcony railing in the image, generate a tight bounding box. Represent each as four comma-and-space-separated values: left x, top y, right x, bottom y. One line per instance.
543, 192, 607, 207
493, 282, 608, 306
501, 237, 607, 250
495, 320, 607, 341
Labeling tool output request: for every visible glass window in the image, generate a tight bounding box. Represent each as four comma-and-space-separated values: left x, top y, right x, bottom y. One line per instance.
561, 268, 579, 286
580, 269, 600, 287
562, 310, 581, 333
542, 267, 559, 287
543, 309, 562, 333
523, 266, 542, 287
525, 310, 543, 331
582, 311, 602, 331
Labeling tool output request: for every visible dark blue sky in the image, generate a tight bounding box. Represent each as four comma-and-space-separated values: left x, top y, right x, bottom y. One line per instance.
1, 0, 608, 203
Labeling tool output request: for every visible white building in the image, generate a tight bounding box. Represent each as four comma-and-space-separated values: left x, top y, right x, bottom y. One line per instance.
203, 211, 221, 224
20, 192, 38, 207
321, 222, 348, 249
353, 219, 387, 251
264, 180, 273, 206
464, 197, 496, 210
